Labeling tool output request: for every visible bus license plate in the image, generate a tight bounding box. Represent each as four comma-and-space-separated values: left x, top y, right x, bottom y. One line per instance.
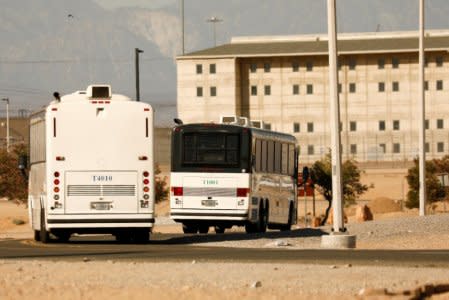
201, 200, 217, 207
91, 202, 111, 210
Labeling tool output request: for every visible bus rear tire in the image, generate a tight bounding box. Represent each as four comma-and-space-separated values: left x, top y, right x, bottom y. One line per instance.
55, 231, 71, 242
214, 226, 225, 234
182, 223, 198, 234
39, 209, 50, 243
133, 229, 150, 244
198, 225, 209, 234
245, 203, 267, 234
34, 230, 41, 242
280, 203, 294, 231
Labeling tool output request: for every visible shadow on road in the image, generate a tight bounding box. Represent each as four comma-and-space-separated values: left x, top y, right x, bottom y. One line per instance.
153, 227, 328, 245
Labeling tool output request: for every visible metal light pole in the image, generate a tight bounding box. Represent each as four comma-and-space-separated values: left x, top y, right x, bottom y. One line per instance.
1, 98, 9, 153
327, 0, 344, 233
206, 16, 222, 47
181, 0, 185, 55
135, 48, 144, 102
418, 0, 427, 216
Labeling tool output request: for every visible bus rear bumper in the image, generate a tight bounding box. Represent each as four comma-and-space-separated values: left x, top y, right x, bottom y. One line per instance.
170, 209, 248, 221
46, 214, 154, 229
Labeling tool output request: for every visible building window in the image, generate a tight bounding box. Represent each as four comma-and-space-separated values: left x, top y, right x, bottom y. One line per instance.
437, 80, 443, 90
307, 122, 314, 133
424, 57, 429, 67
349, 83, 356, 93
378, 58, 385, 69
437, 119, 444, 129
393, 143, 401, 153
350, 144, 357, 154
350, 121, 357, 131
307, 145, 314, 155
264, 85, 271, 96
196, 87, 203, 97
293, 123, 300, 133
438, 142, 445, 152
306, 84, 313, 94
425, 81, 429, 91
292, 84, 299, 95
379, 120, 385, 131
393, 120, 400, 130
436, 56, 443, 67
196, 64, 202, 74
378, 82, 385, 92
209, 64, 216, 74
392, 57, 399, 68
379, 144, 386, 153
348, 59, 356, 70
392, 81, 399, 92
292, 61, 299, 72
425, 119, 429, 130
264, 123, 271, 130
306, 61, 313, 71
425, 142, 430, 153
210, 86, 217, 97
250, 85, 257, 96
264, 63, 271, 73
250, 63, 257, 73
338, 83, 342, 93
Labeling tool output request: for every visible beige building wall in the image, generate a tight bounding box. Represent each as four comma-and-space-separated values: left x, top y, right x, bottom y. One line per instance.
178, 50, 449, 165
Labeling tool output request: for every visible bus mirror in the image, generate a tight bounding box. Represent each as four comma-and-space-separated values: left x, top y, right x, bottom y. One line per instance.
18, 155, 28, 170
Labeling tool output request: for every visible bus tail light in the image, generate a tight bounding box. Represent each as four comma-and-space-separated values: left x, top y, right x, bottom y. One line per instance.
171, 187, 183, 196
139, 156, 148, 160
56, 156, 65, 161
237, 188, 250, 197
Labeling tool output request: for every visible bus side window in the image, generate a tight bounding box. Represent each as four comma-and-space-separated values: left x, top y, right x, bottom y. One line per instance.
288, 144, 295, 176
255, 139, 262, 171
274, 142, 282, 174
281, 143, 289, 174
267, 140, 275, 173
261, 140, 268, 172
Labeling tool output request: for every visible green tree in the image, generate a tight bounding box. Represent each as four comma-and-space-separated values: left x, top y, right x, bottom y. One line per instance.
406, 157, 447, 209
0, 144, 28, 202
310, 153, 369, 225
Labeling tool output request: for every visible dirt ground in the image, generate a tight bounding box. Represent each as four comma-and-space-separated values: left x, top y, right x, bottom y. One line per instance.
1, 198, 449, 299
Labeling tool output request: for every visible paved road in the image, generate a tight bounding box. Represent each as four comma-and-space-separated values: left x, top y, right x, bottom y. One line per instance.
0, 233, 448, 267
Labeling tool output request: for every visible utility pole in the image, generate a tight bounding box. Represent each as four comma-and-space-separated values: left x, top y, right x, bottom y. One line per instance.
418, 0, 427, 216
1, 98, 9, 153
135, 48, 144, 102
181, 0, 185, 55
327, 0, 344, 233
206, 16, 223, 47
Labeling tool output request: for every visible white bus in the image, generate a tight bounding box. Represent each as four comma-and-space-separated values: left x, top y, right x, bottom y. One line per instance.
170, 121, 298, 234
27, 85, 154, 243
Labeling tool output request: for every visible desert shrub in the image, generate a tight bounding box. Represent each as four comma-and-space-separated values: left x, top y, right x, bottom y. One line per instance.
155, 164, 169, 203
0, 144, 28, 202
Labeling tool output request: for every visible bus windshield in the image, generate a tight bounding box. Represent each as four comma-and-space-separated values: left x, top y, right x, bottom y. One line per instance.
183, 133, 239, 166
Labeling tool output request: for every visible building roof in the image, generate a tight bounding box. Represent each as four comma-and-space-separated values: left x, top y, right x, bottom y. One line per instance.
179, 31, 449, 59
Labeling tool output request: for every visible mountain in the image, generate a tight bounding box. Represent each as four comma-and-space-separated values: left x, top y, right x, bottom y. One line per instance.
1, 0, 449, 112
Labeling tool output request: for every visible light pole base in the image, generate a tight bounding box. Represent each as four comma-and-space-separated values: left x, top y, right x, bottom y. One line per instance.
321, 232, 356, 249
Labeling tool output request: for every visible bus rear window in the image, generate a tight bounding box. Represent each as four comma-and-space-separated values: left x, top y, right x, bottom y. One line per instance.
183, 133, 239, 166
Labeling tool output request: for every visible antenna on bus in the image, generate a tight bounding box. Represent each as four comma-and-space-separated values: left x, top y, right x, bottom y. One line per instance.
174, 118, 183, 125
53, 92, 61, 102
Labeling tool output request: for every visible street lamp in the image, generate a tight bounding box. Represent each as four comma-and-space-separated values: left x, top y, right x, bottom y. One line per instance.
135, 48, 144, 102
1, 98, 9, 153
206, 16, 223, 47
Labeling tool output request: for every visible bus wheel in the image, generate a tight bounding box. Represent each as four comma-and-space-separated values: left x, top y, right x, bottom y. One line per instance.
133, 229, 150, 244
39, 209, 50, 243
182, 223, 198, 234
198, 225, 209, 234
55, 232, 71, 242
214, 226, 225, 234
280, 203, 294, 231
245, 203, 267, 234
34, 230, 41, 242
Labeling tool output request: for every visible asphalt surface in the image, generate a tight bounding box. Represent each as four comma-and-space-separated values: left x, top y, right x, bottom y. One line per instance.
0, 233, 448, 267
